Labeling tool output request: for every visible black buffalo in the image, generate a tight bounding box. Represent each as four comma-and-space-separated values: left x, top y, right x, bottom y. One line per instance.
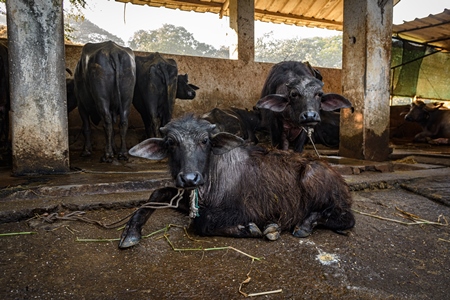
404, 100, 450, 145
0, 43, 9, 146
119, 114, 355, 249
65, 68, 77, 115
256, 61, 352, 152
176, 73, 199, 100
74, 41, 136, 162
133, 53, 197, 138
202, 107, 262, 144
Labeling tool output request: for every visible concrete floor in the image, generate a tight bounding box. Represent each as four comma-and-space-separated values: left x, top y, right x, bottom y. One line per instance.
1, 142, 450, 222
1, 142, 450, 299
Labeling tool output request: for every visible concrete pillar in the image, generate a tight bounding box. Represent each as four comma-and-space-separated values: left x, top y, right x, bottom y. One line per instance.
339, 0, 393, 161
229, 0, 254, 62
7, 0, 70, 175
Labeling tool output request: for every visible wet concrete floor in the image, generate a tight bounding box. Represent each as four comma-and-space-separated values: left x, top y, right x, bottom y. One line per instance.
0, 143, 449, 299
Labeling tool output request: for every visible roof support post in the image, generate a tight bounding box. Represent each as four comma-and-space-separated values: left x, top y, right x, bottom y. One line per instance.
339, 0, 393, 161
7, 0, 70, 175
228, 0, 254, 62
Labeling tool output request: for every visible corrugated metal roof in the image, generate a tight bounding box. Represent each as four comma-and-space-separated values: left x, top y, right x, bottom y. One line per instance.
115, 0, 345, 30
393, 9, 450, 52
115, 1, 449, 51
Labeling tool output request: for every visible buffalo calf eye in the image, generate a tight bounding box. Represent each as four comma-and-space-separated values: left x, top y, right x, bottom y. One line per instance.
202, 138, 208, 144
166, 138, 175, 146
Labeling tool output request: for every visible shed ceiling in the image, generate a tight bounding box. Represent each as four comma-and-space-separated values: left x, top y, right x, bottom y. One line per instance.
115, 0, 347, 31
392, 9, 450, 52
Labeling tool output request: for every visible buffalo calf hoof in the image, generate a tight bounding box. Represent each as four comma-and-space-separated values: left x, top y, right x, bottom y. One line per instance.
292, 226, 312, 238
245, 222, 263, 237
118, 226, 142, 249
118, 233, 141, 249
263, 223, 280, 241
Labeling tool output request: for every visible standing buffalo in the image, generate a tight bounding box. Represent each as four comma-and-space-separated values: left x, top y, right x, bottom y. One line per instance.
0, 43, 9, 147
133, 53, 198, 138
65, 68, 77, 115
119, 114, 355, 249
74, 41, 136, 162
176, 73, 199, 100
256, 61, 352, 152
404, 100, 450, 145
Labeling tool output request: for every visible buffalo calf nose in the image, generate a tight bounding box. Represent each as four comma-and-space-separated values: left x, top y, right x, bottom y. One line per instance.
300, 111, 320, 123
177, 172, 203, 188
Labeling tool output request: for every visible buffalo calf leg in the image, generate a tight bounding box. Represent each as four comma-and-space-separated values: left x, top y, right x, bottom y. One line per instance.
118, 207, 153, 249
292, 212, 321, 238
322, 210, 355, 234
119, 187, 190, 249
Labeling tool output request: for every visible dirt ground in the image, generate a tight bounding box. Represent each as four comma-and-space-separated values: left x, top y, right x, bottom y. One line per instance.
1, 181, 449, 299
1, 142, 450, 299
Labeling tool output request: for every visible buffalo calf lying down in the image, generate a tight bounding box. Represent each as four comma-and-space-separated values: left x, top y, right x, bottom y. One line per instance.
404, 100, 450, 145
119, 115, 354, 248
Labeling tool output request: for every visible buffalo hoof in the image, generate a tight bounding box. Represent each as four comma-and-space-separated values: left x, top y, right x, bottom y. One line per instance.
80, 150, 92, 157
118, 226, 142, 249
263, 223, 280, 241
245, 222, 263, 237
117, 153, 129, 161
101, 154, 114, 163
292, 226, 312, 238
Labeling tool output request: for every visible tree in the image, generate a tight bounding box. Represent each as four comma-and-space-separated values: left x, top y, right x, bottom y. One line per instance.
129, 24, 228, 58
255, 32, 342, 68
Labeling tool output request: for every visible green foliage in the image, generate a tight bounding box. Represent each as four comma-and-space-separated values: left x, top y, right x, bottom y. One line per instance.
129, 24, 228, 58
128, 24, 342, 66
255, 32, 342, 68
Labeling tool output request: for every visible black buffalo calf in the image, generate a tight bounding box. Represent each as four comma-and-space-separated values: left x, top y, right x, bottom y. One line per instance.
119, 114, 354, 248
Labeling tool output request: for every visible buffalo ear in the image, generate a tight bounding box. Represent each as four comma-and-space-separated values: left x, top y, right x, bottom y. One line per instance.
210, 132, 244, 155
321, 94, 353, 111
255, 94, 289, 112
188, 83, 200, 90
129, 138, 167, 160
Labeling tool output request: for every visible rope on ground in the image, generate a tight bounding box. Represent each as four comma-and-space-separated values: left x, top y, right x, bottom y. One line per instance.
29, 189, 191, 229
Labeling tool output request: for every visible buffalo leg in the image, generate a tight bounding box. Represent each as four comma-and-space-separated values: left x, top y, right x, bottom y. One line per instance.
79, 105, 93, 157
117, 116, 129, 161
321, 209, 355, 234
292, 209, 355, 237
101, 111, 115, 163
194, 209, 267, 238
292, 212, 321, 238
119, 187, 190, 249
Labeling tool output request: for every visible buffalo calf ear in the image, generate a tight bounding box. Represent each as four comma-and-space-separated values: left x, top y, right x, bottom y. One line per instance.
189, 84, 200, 90
129, 138, 167, 160
321, 94, 353, 111
210, 132, 244, 155
255, 94, 289, 112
